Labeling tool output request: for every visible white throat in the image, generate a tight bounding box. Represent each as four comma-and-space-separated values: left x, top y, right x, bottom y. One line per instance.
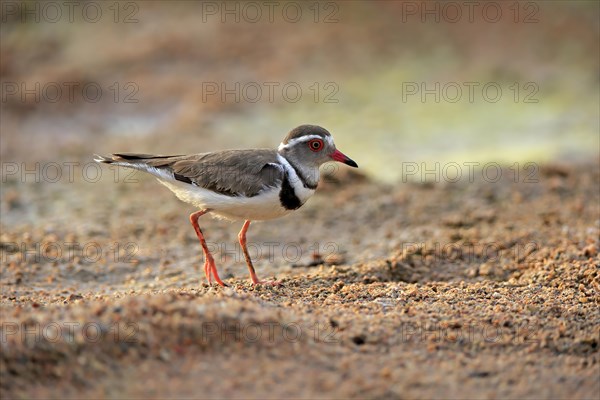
277, 154, 317, 204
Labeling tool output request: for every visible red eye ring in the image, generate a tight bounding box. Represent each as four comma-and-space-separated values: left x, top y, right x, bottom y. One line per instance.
308, 139, 323, 152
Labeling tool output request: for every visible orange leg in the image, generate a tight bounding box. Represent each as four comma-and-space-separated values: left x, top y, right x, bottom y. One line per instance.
189, 210, 227, 287
238, 220, 279, 286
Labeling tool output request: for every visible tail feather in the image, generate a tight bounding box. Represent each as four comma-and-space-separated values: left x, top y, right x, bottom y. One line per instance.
94, 153, 179, 163
112, 153, 178, 160
94, 153, 180, 181
93, 154, 114, 164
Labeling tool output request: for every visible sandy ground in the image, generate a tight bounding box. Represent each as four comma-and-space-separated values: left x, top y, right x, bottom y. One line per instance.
1, 162, 598, 399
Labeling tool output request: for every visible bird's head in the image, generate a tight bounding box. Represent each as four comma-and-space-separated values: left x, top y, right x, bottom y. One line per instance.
278, 125, 358, 169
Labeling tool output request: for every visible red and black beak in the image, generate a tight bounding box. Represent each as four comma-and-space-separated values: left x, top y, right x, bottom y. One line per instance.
331, 149, 358, 168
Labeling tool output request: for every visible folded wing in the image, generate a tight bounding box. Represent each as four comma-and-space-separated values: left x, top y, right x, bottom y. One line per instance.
94, 150, 284, 197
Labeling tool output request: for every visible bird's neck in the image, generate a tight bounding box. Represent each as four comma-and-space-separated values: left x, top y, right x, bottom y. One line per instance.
279, 152, 320, 189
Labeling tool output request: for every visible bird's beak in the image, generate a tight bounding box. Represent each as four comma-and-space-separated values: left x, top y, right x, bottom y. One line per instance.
330, 149, 358, 168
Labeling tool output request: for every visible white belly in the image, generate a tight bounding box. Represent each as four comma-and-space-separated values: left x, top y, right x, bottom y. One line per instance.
158, 179, 314, 221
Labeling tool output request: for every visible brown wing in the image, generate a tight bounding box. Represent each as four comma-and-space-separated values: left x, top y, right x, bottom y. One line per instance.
99, 150, 284, 197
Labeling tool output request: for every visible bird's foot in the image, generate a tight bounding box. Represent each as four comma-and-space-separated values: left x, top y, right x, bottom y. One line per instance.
209, 270, 228, 287
203, 259, 228, 287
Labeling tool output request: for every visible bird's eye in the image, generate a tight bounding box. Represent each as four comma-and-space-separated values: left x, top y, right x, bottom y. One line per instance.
308, 139, 323, 152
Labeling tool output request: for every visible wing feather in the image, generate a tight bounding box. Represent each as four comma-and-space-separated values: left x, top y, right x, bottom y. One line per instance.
97, 150, 283, 197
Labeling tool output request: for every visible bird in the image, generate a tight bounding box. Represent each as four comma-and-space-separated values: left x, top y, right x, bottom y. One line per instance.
94, 124, 358, 286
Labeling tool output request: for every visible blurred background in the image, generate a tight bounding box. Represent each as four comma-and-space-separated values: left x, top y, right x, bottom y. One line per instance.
1, 0, 598, 183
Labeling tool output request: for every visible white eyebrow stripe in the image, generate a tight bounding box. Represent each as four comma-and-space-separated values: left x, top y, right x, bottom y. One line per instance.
277, 134, 332, 151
